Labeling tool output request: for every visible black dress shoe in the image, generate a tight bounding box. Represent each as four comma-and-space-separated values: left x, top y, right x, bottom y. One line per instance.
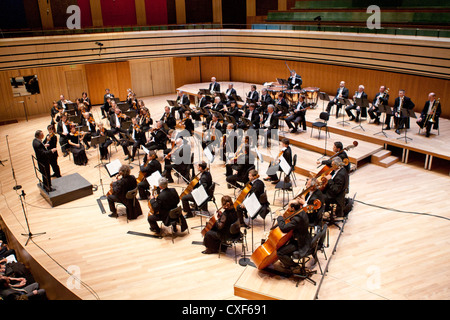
384, 126, 390, 130
395, 129, 401, 135
108, 213, 118, 218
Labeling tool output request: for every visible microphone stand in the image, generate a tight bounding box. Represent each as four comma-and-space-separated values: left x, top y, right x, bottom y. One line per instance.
19, 189, 46, 246
6, 136, 45, 245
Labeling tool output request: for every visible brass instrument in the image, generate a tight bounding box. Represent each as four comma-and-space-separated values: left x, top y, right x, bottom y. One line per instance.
425, 98, 440, 124
374, 88, 389, 108
397, 96, 404, 118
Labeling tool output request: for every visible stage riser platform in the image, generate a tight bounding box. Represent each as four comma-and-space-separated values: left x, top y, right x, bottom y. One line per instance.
38, 173, 93, 207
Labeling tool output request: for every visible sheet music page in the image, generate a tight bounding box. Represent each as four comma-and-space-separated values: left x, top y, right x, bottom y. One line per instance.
255, 147, 263, 163
204, 146, 215, 163
242, 193, 262, 219
146, 170, 162, 188
105, 159, 122, 177
279, 156, 291, 175
141, 145, 150, 155
191, 185, 209, 207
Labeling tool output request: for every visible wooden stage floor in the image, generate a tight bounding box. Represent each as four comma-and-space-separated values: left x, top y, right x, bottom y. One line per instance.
0, 87, 449, 300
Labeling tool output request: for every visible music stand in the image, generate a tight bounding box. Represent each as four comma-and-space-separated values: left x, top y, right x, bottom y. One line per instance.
240, 117, 252, 129
337, 98, 351, 126
353, 98, 369, 131
397, 109, 416, 143
374, 105, 391, 138
232, 94, 244, 103
318, 92, 330, 113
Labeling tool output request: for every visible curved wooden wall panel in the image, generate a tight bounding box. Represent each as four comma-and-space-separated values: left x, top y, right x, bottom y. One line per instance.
0, 29, 449, 120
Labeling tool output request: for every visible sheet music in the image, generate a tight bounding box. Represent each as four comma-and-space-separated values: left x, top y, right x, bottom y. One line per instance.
146, 170, 162, 188
105, 159, 122, 177
204, 146, 214, 163
141, 145, 150, 155
242, 193, 262, 219
191, 185, 209, 207
254, 147, 263, 163
279, 156, 291, 175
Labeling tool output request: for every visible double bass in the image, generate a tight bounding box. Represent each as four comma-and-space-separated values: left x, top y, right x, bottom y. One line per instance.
250, 199, 321, 270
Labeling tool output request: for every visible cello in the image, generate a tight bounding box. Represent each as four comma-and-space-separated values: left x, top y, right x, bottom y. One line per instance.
179, 169, 206, 200
233, 181, 252, 209
201, 205, 224, 236
250, 199, 321, 270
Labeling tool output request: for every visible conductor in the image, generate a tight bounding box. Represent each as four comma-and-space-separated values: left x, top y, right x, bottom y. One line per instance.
33, 130, 58, 193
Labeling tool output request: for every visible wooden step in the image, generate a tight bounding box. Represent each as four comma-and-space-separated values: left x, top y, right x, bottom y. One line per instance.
371, 149, 392, 165
377, 155, 400, 168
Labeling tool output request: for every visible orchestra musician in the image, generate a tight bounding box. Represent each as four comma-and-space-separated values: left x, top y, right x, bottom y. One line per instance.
225, 135, 249, 177
80, 112, 96, 150
287, 70, 302, 90
161, 106, 176, 130
326, 81, 349, 118
81, 92, 91, 112
368, 86, 389, 125
224, 100, 241, 125
285, 95, 308, 133
205, 96, 224, 127
245, 85, 259, 105
260, 104, 279, 147
56, 114, 70, 157
276, 199, 311, 274
298, 177, 325, 227
202, 114, 222, 150
101, 88, 114, 119
226, 144, 254, 189
148, 177, 183, 234
45, 125, 61, 178
95, 123, 113, 160
222, 123, 238, 162
264, 138, 292, 184
239, 103, 260, 131
162, 137, 191, 183
345, 85, 367, 122
57, 94, 70, 111
145, 121, 168, 152
416, 92, 441, 137
138, 106, 153, 132
107, 164, 137, 218
137, 150, 162, 200
181, 161, 212, 219
317, 141, 351, 173
202, 195, 239, 254
236, 169, 270, 227
392, 89, 415, 134
322, 157, 349, 218
193, 91, 209, 121
209, 77, 220, 94
258, 88, 275, 113
67, 125, 88, 166
108, 107, 129, 144
274, 92, 289, 115
172, 91, 190, 120
179, 110, 195, 136
225, 83, 237, 101
33, 130, 58, 193
50, 101, 59, 126
119, 117, 145, 162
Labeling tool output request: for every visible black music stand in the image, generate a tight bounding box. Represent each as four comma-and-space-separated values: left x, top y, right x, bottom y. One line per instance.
374, 105, 391, 138
397, 109, 416, 143
92, 135, 108, 201
232, 94, 244, 103
337, 98, 351, 126
353, 98, 369, 131
318, 92, 330, 113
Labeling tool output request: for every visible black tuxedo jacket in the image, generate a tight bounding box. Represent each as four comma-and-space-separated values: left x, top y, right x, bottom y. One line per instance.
420, 100, 441, 129
150, 187, 180, 224
209, 82, 220, 93
161, 112, 176, 129
277, 210, 311, 256
282, 146, 293, 167
33, 138, 52, 165
244, 109, 260, 128
261, 112, 279, 130
287, 75, 302, 89
247, 90, 259, 102
225, 88, 237, 99
177, 94, 190, 107
324, 167, 349, 214
128, 126, 146, 144
373, 92, 389, 106
141, 159, 162, 177
334, 87, 349, 102
150, 129, 168, 149
249, 179, 267, 204
112, 175, 137, 202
